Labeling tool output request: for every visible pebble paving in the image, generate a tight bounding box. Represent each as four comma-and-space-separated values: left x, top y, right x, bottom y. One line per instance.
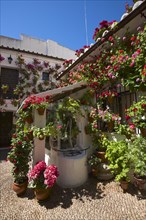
0, 161, 146, 220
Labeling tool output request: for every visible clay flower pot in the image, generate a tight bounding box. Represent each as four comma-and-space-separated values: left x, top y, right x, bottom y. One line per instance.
37, 108, 45, 115
12, 181, 28, 195
34, 188, 52, 201
25, 115, 33, 124
120, 180, 129, 190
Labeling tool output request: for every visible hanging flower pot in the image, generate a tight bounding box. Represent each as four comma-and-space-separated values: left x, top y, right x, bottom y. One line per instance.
38, 134, 45, 141
25, 115, 33, 124
28, 131, 33, 140
37, 107, 45, 115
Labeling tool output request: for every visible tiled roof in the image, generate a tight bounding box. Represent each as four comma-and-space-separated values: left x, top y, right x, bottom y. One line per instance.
0, 45, 65, 61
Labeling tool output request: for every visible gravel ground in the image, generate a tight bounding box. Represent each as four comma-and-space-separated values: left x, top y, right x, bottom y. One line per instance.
0, 161, 146, 220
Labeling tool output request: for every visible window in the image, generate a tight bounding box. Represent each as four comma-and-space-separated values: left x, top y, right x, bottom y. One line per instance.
42, 72, 50, 81
0, 68, 19, 99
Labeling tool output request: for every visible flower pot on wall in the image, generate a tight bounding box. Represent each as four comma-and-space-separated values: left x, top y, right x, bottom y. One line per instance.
37, 108, 45, 115
25, 115, 33, 124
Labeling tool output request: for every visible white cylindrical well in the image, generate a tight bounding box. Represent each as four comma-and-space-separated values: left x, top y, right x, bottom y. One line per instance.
51, 149, 88, 188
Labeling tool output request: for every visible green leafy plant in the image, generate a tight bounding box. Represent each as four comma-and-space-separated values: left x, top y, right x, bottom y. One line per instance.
94, 132, 110, 151
1, 84, 9, 93
114, 123, 136, 139
105, 140, 131, 182
32, 126, 48, 140
130, 136, 146, 178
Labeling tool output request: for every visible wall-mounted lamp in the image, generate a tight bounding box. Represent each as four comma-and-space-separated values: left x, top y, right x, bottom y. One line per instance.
8, 55, 13, 64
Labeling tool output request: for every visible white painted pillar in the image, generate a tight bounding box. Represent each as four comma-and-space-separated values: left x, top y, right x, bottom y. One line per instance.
33, 109, 46, 166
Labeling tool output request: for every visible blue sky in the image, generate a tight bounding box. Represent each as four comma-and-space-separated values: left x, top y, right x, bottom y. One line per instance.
1, 0, 133, 51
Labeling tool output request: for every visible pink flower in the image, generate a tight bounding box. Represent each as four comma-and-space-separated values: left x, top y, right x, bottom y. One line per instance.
129, 123, 135, 130
57, 124, 62, 129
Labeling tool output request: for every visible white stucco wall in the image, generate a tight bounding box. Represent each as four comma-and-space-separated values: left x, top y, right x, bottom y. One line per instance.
0, 34, 76, 60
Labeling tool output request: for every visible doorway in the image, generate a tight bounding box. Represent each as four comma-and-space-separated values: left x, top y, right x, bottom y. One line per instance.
0, 112, 13, 147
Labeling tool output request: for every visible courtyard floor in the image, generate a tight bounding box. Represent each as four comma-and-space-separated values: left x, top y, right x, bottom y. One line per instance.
0, 161, 146, 220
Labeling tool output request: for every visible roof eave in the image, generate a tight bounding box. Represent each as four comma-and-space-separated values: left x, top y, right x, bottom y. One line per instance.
57, 1, 146, 80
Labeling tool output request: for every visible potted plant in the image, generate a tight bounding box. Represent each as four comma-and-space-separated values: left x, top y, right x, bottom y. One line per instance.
1, 84, 9, 93
32, 126, 47, 140
130, 136, 146, 190
20, 109, 33, 124
88, 154, 101, 177
28, 161, 59, 201
92, 20, 117, 42
114, 123, 136, 139
23, 95, 50, 115
7, 131, 33, 195
93, 132, 110, 162
97, 106, 121, 132
105, 140, 131, 190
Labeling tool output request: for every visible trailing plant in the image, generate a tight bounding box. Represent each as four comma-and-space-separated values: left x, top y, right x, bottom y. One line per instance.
46, 97, 82, 148
125, 96, 146, 129
7, 118, 33, 184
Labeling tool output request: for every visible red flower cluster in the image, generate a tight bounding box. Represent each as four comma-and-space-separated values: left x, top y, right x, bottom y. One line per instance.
63, 59, 73, 68
75, 45, 90, 57
92, 20, 116, 41
23, 95, 51, 109
97, 90, 118, 100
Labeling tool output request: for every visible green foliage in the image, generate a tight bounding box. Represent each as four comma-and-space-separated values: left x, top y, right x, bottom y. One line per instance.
114, 123, 135, 139
46, 97, 82, 148
7, 110, 33, 184
95, 132, 110, 151
32, 126, 48, 140
130, 136, 146, 177
105, 140, 131, 182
